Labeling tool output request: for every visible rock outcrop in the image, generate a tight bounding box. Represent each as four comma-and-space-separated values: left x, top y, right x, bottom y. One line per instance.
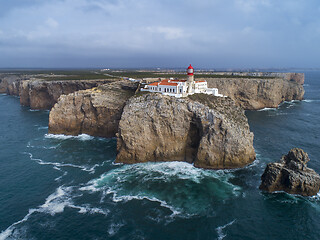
203, 77, 304, 110
0, 74, 25, 95
116, 93, 256, 169
48, 81, 138, 137
260, 148, 320, 196
19, 79, 113, 110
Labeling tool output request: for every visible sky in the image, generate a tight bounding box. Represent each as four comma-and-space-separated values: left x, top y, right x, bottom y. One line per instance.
0, 0, 320, 69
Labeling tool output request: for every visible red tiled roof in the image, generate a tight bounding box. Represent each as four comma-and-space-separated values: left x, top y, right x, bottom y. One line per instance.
149, 82, 159, 86
195, 80, 206, 83
159, 82, 178, 86
148, 79, 187, 87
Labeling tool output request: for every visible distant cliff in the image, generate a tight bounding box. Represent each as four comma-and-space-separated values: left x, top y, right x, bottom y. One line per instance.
0, 74, 113, 110
1, 72, 305, 111
19, 79, 113, 110
204, 77, 304, 110
116, 93, 255, 169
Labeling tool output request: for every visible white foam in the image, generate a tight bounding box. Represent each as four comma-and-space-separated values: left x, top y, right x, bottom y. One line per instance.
216, 219, 236, 240
258, 107, 277, 111
303, 99, 320, 103
69, 204, 109, 216
108, 222, 125, 236
0, 186, 72, 239
0, 208, 37, 240
25, 152, 100, 173
45, 133, 94, 141
81, 162, 238, 217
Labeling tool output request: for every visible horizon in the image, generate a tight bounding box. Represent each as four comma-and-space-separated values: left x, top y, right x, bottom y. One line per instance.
1, 0, 320, 69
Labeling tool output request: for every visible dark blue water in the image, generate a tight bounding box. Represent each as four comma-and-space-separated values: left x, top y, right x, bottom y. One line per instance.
0, 71, 319, 240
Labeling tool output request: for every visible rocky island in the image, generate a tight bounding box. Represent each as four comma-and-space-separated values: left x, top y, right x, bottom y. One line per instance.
260, 148, 320, 196
0, 70, 306, 170
116, 93, 255, 169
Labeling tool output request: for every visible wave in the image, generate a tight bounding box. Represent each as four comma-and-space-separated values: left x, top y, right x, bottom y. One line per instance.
0, 186, 109, 240
303, 99, 320, 103
258, 107, 277, 111
81, 162, 241, 217
25, 152, 101, 173
45, 133, 94, 141
216, 219, 236, 240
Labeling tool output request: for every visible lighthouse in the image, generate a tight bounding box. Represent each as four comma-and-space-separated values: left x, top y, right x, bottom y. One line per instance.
187, 64, 194, 93
141, 63, 223, 97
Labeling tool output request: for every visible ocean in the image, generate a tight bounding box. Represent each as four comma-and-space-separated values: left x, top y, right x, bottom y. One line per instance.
0, 71, 319, 240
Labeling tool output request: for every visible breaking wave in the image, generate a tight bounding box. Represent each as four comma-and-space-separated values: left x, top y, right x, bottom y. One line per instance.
81, 162, 241, 216
45, 133, 94, 141
216, 219, 236, 240
25, 152, 101, 173
0, 186, 109, 240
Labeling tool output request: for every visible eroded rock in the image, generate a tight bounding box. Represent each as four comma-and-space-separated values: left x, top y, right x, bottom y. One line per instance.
48, 81, 138, 137
204, 77, 304, 110
260, 148, 320, 196
116, 93, 256, 169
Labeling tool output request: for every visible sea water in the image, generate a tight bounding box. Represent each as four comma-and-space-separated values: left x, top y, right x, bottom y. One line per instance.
0, 71, 319, 240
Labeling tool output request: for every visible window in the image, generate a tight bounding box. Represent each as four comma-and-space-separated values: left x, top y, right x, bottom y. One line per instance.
180, 89, 182, 93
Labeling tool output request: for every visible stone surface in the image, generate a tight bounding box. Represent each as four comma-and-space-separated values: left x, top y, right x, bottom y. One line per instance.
116, 93, 256, 169
0, 74, 25, 95
19, 79, 113, 110
48, 81, 138, 137
260, 148, 320, 196
204, 77, 304, 110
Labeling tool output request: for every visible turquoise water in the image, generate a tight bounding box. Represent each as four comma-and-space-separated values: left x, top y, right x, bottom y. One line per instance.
0, 72, 319, 240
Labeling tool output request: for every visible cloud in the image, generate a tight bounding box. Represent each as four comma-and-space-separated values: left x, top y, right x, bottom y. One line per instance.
45, 18, 59, 28
145, 26, 185, 40
0, 0, 319, 68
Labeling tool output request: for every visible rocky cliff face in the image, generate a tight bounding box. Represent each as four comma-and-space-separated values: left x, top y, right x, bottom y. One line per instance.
116, 93, 256, 169
260, 148, 320, 196
0, 74, 25, 95
48, 81, 138, 137
204, 77, 304, 110
19, 79, 113, 110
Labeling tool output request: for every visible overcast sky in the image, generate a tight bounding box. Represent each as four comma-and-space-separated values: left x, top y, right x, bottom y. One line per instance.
0, 0, 319, 69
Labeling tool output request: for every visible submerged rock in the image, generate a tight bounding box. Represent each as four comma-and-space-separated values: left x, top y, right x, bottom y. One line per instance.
260, 148, 320, 196
116, 93, 256, 169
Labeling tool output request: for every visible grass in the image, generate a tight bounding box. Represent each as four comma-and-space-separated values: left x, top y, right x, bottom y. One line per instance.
109, 71, 276, 79
0, 69, 119, 81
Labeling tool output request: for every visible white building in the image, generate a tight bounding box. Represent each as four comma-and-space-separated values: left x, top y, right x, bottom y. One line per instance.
141, 64, 223, 98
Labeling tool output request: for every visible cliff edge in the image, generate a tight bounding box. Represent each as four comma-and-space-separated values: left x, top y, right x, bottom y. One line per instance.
116, 93, 256, 169
48, 81, 138, 137
204, 77, 304, 110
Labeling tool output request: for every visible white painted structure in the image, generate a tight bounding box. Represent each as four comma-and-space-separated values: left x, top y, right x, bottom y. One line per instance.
141, 64, 224, 98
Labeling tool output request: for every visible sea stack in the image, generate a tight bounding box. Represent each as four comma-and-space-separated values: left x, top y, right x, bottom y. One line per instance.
260, 148, 320, 196
116, 93, 256, 169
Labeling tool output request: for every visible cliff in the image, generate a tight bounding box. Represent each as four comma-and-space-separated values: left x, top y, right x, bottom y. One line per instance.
116, 93, 256, 169
0, 74, 115, 110
0, 74, 25, 95
19, 79, 113, 110
48, 81, 138, 137
260, 148, 320, 196
204, 77, 304, 110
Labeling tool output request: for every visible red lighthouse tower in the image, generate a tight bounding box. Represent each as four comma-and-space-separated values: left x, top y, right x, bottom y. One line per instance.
187, 64, 194, 76
187, 64, 194, 83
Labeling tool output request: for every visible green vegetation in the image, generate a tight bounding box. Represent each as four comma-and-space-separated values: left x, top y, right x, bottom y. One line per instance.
109, 71, 276, 79
0, 69, 276, 81
0, 69, 118, 81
